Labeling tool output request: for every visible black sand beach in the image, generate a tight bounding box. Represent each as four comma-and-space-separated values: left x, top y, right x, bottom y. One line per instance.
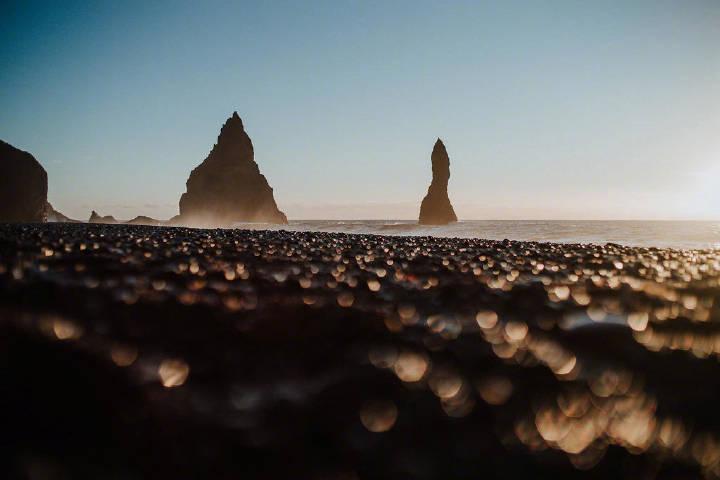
2, 223, 720, 479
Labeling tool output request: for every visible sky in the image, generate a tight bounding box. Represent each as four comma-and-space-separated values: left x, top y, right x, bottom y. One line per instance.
1, 0, 719, 221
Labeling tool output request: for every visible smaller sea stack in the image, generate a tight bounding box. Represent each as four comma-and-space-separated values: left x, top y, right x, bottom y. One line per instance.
89, 211, 118, 224
418, 139, 457, 225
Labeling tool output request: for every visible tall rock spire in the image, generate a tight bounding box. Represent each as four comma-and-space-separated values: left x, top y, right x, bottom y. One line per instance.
178, 113, 288, 226
418, 139, 457, 225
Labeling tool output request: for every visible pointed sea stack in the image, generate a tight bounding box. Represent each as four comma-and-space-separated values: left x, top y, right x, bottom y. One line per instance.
0, 140, 48, 222
418, 139, 457, 225
178, 112, 287, 226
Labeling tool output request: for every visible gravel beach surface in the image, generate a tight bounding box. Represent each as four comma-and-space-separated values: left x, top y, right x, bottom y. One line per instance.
2, 223, 720, 479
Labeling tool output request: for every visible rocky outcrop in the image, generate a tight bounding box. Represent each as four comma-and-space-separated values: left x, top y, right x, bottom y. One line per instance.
127, 216, 160, 226
87, 212, 158, 225
89, 211, 118, 224
178, 112, 287, 226
418, 139, 457, 225
45, 203, 78, 223
0, 140, 48, 222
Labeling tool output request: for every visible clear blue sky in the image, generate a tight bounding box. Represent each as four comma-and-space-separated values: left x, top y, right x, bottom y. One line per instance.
2, 0, 719, 220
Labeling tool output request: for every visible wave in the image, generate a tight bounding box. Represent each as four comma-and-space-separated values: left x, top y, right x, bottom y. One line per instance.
227, 220, 720, 249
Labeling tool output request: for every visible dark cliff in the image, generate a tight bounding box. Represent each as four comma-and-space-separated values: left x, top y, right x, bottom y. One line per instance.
0, 140, 48, 222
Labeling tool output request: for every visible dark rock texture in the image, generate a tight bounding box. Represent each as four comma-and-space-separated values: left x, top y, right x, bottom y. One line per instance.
0, 140, 48, 222
178, 112, 287, 226
0, 223, 719, 479
88, 211, 118, 224
419, 139, 457, 225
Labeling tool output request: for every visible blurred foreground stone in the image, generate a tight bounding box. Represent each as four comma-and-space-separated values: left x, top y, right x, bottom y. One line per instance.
1, 223, 720, 479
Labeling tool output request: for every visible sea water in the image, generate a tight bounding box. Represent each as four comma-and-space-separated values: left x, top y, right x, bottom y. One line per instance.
229, 220, 720, 250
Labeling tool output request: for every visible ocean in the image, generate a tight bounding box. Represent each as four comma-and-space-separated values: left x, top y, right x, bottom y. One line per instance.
229, 220, 720, 250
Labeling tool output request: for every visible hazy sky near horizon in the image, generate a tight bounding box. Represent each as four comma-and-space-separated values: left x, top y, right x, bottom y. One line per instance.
2, 0, 720, 220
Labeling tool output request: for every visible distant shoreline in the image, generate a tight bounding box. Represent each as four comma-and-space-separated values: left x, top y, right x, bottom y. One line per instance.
23, 219, 720, 250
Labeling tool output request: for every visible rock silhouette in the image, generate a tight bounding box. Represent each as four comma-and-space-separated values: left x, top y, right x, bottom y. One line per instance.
418, 139, 457, 225
87, 212, 159, 225
127, 215, 160, 226
45, 202, 77, 223
0, 140, 48, 222
88, 211, 118, 224
178, 112, 287, 226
